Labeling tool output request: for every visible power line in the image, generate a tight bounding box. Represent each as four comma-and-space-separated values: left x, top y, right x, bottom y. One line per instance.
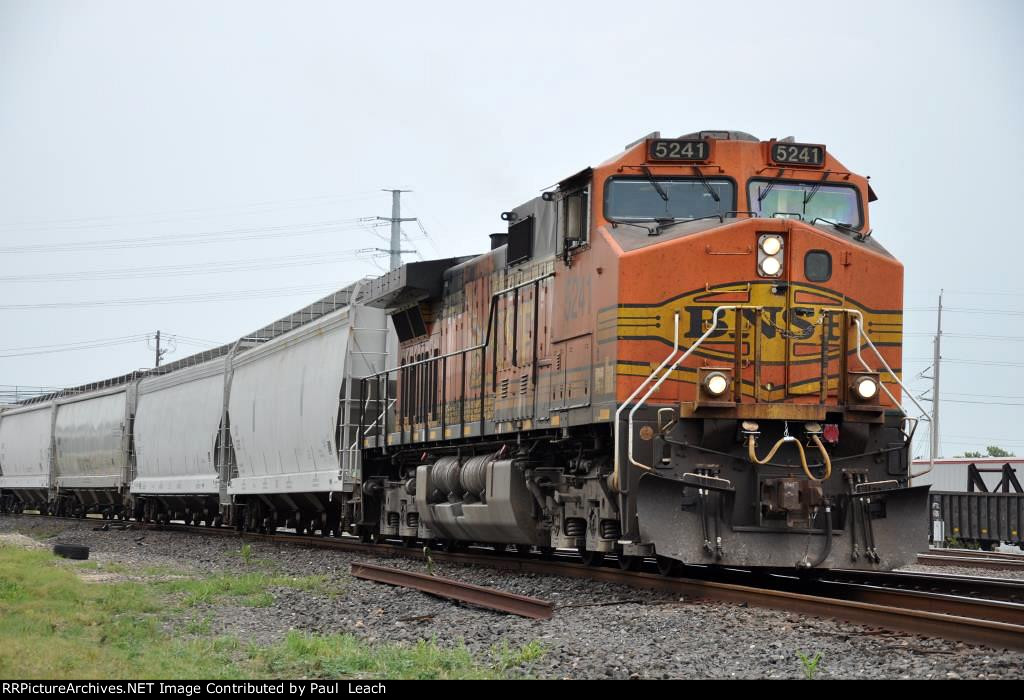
0, 283, 345, 311
945, 391, 1024, 400
944, 289, 1024, 297
903, 332, 1024, 342
0, 334, 150, 352
908, 357, 1024, 368
0, 337, 150, 358
0, 332, 220, 358
0, 248, 380, 283
945, 434, 1024, 446
945, 399, 1024, 407
0, 218, 380, 254
0, 190, 383, 233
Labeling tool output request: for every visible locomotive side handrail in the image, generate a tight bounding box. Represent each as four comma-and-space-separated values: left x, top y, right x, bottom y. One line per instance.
358, 271, 555, 450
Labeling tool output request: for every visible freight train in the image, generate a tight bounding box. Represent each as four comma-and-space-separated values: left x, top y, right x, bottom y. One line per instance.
0, 130, 929, 571
913, 458, 1024, 550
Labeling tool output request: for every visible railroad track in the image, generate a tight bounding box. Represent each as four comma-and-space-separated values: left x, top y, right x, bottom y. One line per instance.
6, 512, 1024, 650
917, 550, 1024, 571
928, 547, 1024, 560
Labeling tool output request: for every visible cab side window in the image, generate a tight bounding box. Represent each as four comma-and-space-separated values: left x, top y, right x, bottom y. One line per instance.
560, 187, 589, 249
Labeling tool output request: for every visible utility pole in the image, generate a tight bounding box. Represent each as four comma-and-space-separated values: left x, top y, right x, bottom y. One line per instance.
377, 189, 416, 271
149, 331, 171, 368
930, 290, 943, 465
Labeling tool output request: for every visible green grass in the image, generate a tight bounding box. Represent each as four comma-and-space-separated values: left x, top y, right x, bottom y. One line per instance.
255, 632, 542, 680
0, 544, 543, 679
155, 572, 337, 606
0, 544, 243, 678
74, 560, 130, 575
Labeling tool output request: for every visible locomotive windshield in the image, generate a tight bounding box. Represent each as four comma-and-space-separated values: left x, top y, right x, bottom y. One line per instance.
749, 179, 862, 229
605, 177, 734, 221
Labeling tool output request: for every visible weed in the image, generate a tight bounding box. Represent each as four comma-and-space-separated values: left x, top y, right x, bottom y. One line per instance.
796, 651, 823, 680
256, 631, 534, 679
490, 639, 544, 673
185, 616, 213, 636
240, 543, 254, 566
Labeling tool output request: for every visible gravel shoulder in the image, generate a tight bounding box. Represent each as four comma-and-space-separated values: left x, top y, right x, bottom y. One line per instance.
3, 515, 1022, 680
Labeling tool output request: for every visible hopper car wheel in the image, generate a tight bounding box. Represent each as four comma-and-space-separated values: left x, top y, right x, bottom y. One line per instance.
308, 518, 322, 537
579, 548, 604, 567
617, 549, 643, 572
53, 544, 89, 561
402, 537, 418, 548
438, 539, 461, 552
213, 515, 223, 528
537, 546, 554, 560
656, 556, 678, 577
327, 516, 341, 538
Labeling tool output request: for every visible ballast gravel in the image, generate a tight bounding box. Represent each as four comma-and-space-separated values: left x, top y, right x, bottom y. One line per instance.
2, 515, 1022, 680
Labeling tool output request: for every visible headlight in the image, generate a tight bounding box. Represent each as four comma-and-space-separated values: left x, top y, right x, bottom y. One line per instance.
703, 371, 730, 397
854, 376, 878, 400
759, 256, 782, 276
760, 235, 782, 256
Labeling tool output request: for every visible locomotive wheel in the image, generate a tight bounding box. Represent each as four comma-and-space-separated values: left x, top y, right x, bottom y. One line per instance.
579, 548, 604, 567
656, 556, 678, 577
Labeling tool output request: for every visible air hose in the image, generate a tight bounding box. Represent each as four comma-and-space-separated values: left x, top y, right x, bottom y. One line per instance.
747, 434, 833, 482
807, 504, 834, 568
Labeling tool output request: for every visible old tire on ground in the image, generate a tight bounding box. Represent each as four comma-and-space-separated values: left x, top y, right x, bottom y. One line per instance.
53, 544, 90, 561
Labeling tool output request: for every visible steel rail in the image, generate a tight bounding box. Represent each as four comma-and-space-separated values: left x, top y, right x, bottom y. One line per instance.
927, 547, 1024, 561
825, 568, 1024, 603
350, 561, 553, 619
917, 553, 1024, 571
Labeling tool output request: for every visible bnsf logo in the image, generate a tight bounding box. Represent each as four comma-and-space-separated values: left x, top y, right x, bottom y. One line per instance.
683, 305, 839, 342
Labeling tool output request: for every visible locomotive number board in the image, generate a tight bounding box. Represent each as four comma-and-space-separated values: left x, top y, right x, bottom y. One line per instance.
647, 139, 711, 163
769, 142, 827, 168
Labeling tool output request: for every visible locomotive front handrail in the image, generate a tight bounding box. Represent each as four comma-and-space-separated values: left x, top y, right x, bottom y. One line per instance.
611, 311, 681, 492
619, 305, 760, 489
618, 305, 931, 485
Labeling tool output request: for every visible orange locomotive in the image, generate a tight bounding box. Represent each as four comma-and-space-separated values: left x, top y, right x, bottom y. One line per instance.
358, 130, 928, 571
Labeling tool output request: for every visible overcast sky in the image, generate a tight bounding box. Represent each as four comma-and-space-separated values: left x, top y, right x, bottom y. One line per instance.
1, 0, 1021, 460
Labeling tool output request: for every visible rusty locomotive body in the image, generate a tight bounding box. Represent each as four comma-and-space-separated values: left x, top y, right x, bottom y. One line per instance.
358, 130, 929, 571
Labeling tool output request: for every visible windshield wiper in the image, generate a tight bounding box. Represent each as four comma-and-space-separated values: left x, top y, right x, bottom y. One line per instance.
609, 218, 656, 235
641, 166, 669, 202
692, 166, 720, 202
803, 170, 832, 207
